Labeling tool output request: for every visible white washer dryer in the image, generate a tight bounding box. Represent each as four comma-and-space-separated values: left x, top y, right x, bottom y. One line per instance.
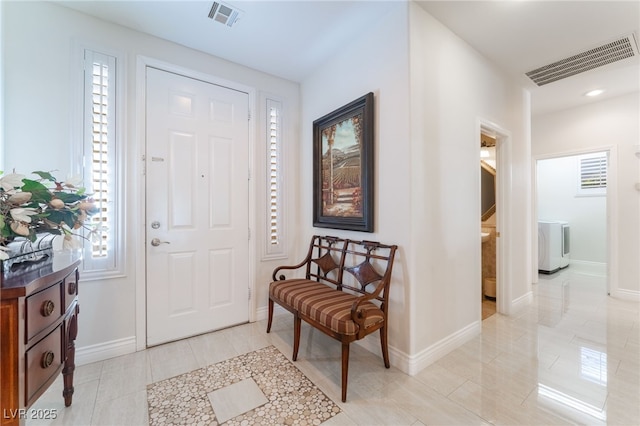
538, 221, 570, 274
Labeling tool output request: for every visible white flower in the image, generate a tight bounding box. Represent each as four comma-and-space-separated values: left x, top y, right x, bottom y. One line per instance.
10, 221, 30, 236
8, 191, 32, 205
63, 175, 83, 188
87, 225, 109, 244
0, 173, 25, 191
50, 199, 65, 209
10, 208, 38, 223
78, 201, 95, 211
0, 246, 10, 261
63, 234, 82, 250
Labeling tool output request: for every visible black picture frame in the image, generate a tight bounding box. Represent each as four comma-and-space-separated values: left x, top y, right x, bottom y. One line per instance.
313, 92, 374, 232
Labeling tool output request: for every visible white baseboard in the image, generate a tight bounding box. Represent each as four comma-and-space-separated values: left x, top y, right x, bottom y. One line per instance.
568, 260, 607, 277
352, 334, 415, 376
510, 290, 533, 315
401, 320, 481, 376
262, 307, 481, 377
255, 304, 287, 322
610, 288, 640, 302
75, 336, 137, 366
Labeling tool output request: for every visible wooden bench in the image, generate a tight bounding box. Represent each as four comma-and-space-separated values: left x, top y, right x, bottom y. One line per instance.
266, 235, 398, 402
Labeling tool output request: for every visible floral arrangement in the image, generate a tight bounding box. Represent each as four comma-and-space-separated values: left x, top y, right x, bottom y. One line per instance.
0, 170, 98, 261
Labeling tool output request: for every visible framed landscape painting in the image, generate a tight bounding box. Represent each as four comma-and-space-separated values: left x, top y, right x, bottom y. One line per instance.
313, 92, 374, 232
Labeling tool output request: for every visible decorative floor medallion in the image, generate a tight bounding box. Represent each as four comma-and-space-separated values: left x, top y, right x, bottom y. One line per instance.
147, 345, 341, 425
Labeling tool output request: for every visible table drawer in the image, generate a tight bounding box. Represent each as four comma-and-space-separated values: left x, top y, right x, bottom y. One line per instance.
25, 324, 63, 405
63, 269, 79, 312
25, 282, 62, 342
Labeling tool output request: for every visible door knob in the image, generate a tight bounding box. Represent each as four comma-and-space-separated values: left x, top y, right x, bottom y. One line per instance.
151, 238, 170, 247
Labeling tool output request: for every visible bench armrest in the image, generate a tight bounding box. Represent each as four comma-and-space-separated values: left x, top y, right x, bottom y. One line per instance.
272, 261, 309, 281
350, 283, 387, 338
272, 235, 347, 282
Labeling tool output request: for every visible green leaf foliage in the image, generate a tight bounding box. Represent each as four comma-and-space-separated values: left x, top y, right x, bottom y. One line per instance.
20, 179, 52, 203
32, 171, 57, 182
45, 209, 77, 229
53, 192, 85, 204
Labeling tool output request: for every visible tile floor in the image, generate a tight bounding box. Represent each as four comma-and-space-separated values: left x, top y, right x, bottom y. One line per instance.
28, 266, 639, 425
146, 345, 340, 425
482, 297, 496, 320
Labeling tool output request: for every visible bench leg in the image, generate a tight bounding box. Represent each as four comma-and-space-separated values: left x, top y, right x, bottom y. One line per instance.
266, 298, 274, 333
341, 343, 350, 402
292, 314, 301, 361
380, 326, 390, 368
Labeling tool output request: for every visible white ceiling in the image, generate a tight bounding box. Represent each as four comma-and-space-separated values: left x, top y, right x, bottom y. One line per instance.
57, 0, 640, 115
416, 1, 640, 115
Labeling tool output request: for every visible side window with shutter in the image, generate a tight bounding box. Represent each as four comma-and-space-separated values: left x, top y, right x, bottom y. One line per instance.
264, 98, 286, 259
82, 49, 123, 278
577, 152, 607, 196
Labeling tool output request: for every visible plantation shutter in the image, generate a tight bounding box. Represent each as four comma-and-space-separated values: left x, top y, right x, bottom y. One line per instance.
580, 154, 607, 190
264, 98, 286, 258
268, 100, 280, 245
83, 50, 118, 273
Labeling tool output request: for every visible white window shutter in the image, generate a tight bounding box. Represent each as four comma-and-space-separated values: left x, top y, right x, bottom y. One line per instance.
580, 156, 607, 189
577, 152, 607, 196
264, 98, 286, 258
82, 49, 122, 277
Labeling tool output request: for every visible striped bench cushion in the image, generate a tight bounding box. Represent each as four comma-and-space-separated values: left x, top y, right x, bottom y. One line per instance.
270, 279, 384, 336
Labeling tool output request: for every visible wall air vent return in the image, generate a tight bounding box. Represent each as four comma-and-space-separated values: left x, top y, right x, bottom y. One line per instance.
208, 2, 244, 28
526, 34, 639, 86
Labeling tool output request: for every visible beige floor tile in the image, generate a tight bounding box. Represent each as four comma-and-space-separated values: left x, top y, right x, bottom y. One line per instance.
413, 362, 468, 396
468, 361, 539, 401
322, 412, 358, 425
522, 385, 606, 425
147, 338, 198, 382
208, 378, 268, 423
388, 377, 491, 425
26, 377, 98, 426
91, 389, 149, 426
187, 330, 238, 368
338, 389, 418, 425
448, 379, 527, 424
21, 267, 639, 426
96, 350, 152, 403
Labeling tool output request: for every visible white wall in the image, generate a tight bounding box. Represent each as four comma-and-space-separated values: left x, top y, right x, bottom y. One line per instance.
300, 1, 533, 374
533, 93, 640, 299
3, 1, 300, 359
300, 2, 413, 356
3, 0, 543, 372
537, 156, 607, 265
408, 3, 532, 364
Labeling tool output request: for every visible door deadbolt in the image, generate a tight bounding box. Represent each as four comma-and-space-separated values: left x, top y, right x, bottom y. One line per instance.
151, 221, 161, 229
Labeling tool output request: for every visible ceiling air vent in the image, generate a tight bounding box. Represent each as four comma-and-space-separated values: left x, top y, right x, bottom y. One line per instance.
208, 2, 244, 28
525, 33, 639, 86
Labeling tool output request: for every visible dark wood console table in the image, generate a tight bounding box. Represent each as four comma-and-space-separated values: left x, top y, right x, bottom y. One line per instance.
1, 253, 81, 426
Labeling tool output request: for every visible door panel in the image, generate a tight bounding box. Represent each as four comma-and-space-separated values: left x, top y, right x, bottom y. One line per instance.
145, 67, 249, 346
170, 131, 197, 228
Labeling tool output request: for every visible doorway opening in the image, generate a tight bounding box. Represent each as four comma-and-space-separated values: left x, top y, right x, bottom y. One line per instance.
535, 150, 610, 294
480, 132, 497, 319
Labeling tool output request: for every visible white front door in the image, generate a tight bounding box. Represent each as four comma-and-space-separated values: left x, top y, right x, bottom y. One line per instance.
145, 67, 249, 346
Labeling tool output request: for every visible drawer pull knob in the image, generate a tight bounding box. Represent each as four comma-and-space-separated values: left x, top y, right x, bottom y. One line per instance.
68, 282, 76, 294
41, 351, 55, 368
41, 300, 55, 317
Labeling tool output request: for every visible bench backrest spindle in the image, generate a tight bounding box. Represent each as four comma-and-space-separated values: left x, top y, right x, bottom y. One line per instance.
341, 239, 397, 309
305, 235, 346, 288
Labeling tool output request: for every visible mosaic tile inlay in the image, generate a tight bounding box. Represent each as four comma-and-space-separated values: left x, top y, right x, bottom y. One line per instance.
147, 345, 341, 425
